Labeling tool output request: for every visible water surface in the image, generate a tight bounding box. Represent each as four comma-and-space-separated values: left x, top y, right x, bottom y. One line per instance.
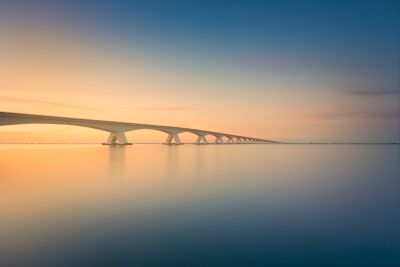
0, 144, 399, 266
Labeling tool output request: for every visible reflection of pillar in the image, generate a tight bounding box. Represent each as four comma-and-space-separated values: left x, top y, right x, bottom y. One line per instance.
103, 132, 132, 145
164, 133, 183, 145
194, 144, 205, 181
195, 135, 208, 145
108, 146, 125, 178
166, 144, 180, 180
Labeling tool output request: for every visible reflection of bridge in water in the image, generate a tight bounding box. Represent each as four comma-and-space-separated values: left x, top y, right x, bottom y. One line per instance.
0, 112, 279, 145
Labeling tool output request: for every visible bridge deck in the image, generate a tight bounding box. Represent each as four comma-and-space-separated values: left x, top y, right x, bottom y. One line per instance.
0, 111, 278, 145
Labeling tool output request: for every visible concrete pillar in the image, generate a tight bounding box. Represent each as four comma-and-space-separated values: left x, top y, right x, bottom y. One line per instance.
103, 132, 132, 145
215, 136, 224, 144
195, 135, 208, 145
164, 133, 182, 145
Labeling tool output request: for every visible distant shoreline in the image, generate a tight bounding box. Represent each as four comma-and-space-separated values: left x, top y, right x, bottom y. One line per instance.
284, 142, 400, 145
0, 142, 399, 145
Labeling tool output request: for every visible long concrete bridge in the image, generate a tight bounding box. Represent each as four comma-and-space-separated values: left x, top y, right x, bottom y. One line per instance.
0, 111, 278, 145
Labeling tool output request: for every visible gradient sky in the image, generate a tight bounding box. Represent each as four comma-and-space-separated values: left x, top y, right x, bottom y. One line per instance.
0, 0, 399, 143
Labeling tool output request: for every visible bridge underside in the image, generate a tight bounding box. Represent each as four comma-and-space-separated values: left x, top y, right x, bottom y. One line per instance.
102, 132, 133, 146
0, 112, 279, 145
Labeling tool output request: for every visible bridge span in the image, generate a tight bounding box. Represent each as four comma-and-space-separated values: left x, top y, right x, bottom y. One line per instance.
0, 111, 278, 145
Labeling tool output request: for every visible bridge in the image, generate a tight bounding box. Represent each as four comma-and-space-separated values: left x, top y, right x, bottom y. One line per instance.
0, 111, 278, 145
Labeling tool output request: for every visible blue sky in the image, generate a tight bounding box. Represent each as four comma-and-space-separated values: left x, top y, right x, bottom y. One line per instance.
3, 0, 399, 88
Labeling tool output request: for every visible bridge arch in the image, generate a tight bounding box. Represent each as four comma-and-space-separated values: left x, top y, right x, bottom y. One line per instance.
174, 131, 202, 144
125, 128, 169, 144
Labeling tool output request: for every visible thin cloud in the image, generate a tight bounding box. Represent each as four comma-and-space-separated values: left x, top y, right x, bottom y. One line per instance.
120, 106, 193, 111
348, 86, 400, 96
313, 110, 400, 120
0, 96, 99, 111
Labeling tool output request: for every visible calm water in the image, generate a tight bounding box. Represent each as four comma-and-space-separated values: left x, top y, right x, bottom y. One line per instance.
0, 144, 399, 267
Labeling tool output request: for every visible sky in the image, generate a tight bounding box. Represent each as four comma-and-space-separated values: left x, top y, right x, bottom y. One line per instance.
0, 0, 399, 143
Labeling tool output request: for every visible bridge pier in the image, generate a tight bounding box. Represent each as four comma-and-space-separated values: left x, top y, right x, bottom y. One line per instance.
164, 133, 183, 145
215, 136, 224, 144
195, 135, 208, 145
103, 132, 132, 145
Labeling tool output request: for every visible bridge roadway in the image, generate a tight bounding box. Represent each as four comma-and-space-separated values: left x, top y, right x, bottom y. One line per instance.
0, 111, 278, 145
